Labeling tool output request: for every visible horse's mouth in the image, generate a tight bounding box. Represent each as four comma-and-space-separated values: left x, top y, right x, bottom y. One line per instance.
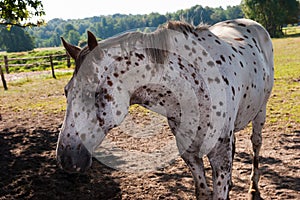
56, 144, 93, 173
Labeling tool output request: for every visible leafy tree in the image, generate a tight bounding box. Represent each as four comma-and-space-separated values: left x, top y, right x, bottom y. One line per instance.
67, 30, 81, 45
210, 7, 227, 24
0, 25, 34, 52
24, 4, 246, 48
225, 6, 244, 19
0, 0, 45, 27
242, 0, 300, 37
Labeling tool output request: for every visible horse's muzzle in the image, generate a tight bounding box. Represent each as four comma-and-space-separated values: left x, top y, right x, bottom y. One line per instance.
56, 143, 92, 173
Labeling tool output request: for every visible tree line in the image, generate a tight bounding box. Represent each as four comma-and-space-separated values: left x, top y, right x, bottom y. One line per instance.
1, 5, 244, 52
1, 0, 300, 52
28, 5, 244, 48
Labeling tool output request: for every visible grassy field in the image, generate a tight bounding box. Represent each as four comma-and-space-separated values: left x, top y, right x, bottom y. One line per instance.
0, 47, 73, 73
269, 36, 300, 127
0, 37, 300, 130
282, 25, 300, 36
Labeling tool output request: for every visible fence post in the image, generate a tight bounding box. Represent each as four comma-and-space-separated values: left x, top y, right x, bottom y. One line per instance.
4, 56, 9, 74
66, 55, 71, 68
0, 65, 8, 90
49, 55, 56, 79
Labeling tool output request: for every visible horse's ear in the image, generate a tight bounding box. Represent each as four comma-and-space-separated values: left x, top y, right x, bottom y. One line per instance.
61, 37, 81, 60
87, 31, 98, 51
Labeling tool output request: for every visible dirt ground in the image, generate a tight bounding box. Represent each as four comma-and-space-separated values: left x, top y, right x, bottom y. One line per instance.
0, 74, 299, 199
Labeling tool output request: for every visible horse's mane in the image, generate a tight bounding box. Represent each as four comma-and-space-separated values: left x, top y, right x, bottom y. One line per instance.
74, 21, 210, 74
163, 21, 209, 33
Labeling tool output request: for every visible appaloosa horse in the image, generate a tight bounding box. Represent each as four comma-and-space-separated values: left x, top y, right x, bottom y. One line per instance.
56, 19, 274, 199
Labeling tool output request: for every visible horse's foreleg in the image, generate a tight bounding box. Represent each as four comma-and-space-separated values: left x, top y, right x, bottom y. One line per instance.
208, 130, 234, 200
181, 151, 211, 200
249, 105, 266, 200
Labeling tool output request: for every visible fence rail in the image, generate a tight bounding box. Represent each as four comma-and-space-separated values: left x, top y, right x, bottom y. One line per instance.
0, 53, 71, 90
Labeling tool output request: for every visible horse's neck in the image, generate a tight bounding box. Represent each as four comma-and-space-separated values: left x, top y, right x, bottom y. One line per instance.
130, 83, 181, 121
101, 30, 206, 126
109, 54, 180, 117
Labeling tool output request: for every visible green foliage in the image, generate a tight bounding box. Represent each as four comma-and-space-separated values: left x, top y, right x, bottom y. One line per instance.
27, 5, 244, 48
0, 0, 45, 27
0, 25, 34, 52
241, 0, 300, 37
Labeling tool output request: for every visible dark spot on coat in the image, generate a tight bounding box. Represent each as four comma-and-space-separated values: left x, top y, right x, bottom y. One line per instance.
135, 52, 145, 60
107, 80, 113, 86
104, 94, 114, 102
114, 56, 123, 61
232, 46, 238, 53
220, 55, 226, 62
207, 61, 215, 67
145, 65, 151, 71
234, 38, 244, 41
215, 39, 221, 45
113, 73, 119, 78
239, 61, 244, 68
184, 45, 190, 50
222, 76, 229, 85
192, 48, 196, 54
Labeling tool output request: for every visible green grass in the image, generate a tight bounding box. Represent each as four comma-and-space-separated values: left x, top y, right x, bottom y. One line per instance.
267, 37, 300, 126
0, 73, 71, 115
282, 26, 300, 36
0, 47, 75, 73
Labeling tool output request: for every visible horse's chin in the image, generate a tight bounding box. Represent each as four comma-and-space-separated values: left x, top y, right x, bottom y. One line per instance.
56, 143, 93, 173
59, 157, 92, 174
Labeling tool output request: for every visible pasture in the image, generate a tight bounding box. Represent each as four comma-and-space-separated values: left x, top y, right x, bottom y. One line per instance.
0, 36, 299, 199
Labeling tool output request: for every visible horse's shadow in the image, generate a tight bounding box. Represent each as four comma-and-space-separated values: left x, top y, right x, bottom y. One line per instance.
233, 130, 300, 195
0, 127, 121, 200
1, 126, 299, 199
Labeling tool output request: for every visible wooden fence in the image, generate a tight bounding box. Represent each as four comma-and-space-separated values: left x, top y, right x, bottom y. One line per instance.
0, 54, 71, 90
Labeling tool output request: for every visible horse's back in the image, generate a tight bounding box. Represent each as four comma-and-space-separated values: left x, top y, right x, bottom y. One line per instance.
210, 18, 273, 70
208, 19, 274, 130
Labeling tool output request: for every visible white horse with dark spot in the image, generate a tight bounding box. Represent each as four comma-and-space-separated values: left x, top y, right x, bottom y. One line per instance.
56, 19, 274, 199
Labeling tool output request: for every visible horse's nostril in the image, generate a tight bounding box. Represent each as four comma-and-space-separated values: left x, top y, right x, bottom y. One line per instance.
56, 143, 92, 173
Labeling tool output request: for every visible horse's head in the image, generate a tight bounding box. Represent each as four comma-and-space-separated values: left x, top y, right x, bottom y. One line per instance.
56, 31, 124, 173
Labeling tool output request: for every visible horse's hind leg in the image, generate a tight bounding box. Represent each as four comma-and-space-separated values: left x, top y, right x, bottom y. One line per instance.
207, 130, 234, 200
249, 105, 267, 200
181, 151, 211, 200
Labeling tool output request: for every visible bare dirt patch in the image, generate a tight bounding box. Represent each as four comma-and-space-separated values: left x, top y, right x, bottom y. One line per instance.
0, 105, 299, 199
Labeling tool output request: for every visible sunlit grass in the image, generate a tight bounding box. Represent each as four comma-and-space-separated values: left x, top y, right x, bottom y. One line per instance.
267, 37, 300, 127
282, 26, 300, 35
0, 73, 71, 115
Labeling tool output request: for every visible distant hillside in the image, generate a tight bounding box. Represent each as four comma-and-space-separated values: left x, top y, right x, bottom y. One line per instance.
28, 5, 243, 48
